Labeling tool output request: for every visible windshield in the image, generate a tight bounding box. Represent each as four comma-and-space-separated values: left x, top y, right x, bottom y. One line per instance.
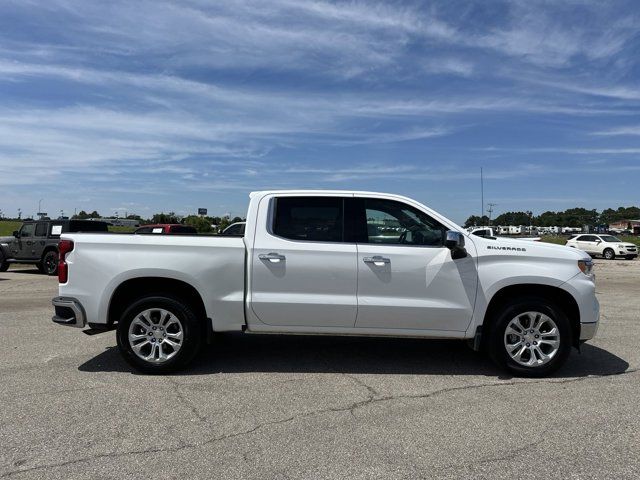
600, 235, 621, 242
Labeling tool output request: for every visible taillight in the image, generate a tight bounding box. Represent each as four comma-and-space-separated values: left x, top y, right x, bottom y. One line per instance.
58, 240, 74, 283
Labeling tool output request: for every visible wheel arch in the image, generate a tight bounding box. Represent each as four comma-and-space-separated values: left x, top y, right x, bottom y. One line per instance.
41, 245, 59, 258
107, 277, 208, 329
482, 284, 580, 348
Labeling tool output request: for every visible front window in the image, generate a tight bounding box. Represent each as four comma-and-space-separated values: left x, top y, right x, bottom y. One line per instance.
362, 198, 445, 247
600, 235, 621, 243
19, 224, 35, 238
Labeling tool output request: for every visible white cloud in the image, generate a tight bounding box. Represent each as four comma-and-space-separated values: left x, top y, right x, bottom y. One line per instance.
592, 125, 640, 136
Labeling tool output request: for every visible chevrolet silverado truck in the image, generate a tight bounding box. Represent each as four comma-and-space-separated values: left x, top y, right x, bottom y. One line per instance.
52, 191, 599, 376
1, 219, 108, 274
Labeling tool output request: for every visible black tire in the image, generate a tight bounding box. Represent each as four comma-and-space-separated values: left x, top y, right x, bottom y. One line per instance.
487, 296, 572, 377
42, 250, 59, 275
0, 253, 8, 272
116, 295, 203, 374
603, 248, 615, 260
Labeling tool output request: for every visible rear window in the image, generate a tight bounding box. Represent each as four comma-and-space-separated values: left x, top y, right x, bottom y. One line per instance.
273, 197, 344, 242
35, 222, 48, 237
67, 221, 109, 233
170, 226, 197, 234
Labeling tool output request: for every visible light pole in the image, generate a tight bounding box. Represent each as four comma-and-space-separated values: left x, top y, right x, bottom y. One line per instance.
487, 203, 497, 226
38, 199, 43, 218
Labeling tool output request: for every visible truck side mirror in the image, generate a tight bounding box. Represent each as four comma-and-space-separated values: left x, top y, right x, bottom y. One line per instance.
13, 230, 19, 238
445, 231, 467, 259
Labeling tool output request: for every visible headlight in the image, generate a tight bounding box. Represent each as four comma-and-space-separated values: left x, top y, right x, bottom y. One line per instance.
578, 259, 593, 275
618, 244, 626, 249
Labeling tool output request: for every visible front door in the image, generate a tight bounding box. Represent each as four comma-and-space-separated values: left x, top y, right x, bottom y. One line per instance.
15, 223, 36, 259
353, 197, 478, 332
250, 196, 358, 328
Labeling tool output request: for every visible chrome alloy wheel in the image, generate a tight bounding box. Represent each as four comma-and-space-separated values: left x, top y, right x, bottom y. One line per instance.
503, 311, 560, 367
128, 308, 184, 363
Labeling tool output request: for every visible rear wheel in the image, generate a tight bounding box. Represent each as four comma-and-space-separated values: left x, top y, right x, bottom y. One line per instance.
0, 253, 8, 272
603, 248, 615, 260
116, 295, 203, 374
42, 250, 59, 275
488, 297, 572, 377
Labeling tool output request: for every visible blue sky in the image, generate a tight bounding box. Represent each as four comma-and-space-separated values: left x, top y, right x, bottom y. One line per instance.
0, 0, 639, 223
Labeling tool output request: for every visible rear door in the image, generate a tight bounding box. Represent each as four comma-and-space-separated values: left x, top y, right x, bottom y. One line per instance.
250, 195, 358, 328
352, 196, 478, 332
32, 222, 48, 260
577, 235, 598, 253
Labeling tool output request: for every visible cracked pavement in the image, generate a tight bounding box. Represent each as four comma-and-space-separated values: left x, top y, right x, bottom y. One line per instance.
0, 260, 639, 479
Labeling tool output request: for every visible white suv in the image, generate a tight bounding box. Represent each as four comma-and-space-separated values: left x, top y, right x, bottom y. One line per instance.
566, 234, 638, 260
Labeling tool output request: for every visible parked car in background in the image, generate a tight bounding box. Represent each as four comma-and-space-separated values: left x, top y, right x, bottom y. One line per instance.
0, 219, 108, 274
52, 190, 599, 377
467, 226, 540, 241
566, 234, 638, 260
220, 222, 246, 236
134, 224, 197, 235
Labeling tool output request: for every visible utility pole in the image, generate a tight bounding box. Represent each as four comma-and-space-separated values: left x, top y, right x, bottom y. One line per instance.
487, 203, 497, 225
480, 167, 484, 221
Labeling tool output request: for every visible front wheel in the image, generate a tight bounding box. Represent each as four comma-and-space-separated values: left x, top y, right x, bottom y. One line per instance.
603, 248, 615, 260
488, 297, 572, 377
116, 295, 203, 374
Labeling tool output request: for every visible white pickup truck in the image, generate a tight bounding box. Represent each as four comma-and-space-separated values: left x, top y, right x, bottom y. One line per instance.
52, 190, 599, 376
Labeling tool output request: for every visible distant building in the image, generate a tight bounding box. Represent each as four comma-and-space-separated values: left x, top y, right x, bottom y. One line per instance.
609, 219, 640, 234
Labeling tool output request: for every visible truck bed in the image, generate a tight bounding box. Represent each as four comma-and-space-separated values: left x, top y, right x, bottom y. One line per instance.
59, 233, 246, 331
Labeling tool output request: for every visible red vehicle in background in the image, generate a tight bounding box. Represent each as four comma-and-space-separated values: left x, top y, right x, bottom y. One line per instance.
134, 224, 198, 235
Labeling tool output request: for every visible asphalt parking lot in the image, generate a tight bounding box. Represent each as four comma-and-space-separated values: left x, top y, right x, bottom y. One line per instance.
1, 260, 638, 479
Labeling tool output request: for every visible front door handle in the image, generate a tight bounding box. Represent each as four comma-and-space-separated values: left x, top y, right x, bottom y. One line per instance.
363, 256, 390, 266
259, 252, 286, 263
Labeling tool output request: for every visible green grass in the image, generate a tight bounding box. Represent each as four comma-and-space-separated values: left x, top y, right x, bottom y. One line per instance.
619, 235, 640, 246
0, 221, 22, 236
108, 225, 136, 233
540, 235, 567, 245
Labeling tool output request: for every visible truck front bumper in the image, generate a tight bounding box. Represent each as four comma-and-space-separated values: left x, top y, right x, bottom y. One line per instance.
579, 296, 599, 341
52, 297, 86, 328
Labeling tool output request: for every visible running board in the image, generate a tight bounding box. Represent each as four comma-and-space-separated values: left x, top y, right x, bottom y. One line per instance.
82, 326, 116, 336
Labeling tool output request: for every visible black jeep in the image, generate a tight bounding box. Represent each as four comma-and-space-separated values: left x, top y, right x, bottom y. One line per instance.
0, 220, 109, 275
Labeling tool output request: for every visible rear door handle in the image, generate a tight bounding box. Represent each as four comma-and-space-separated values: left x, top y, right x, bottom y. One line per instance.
259, 252, 286, 263
363, 256, 390, 266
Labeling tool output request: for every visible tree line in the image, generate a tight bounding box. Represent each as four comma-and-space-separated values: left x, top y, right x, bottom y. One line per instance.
71, 210, 244, 233
464, 206, 640, 228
